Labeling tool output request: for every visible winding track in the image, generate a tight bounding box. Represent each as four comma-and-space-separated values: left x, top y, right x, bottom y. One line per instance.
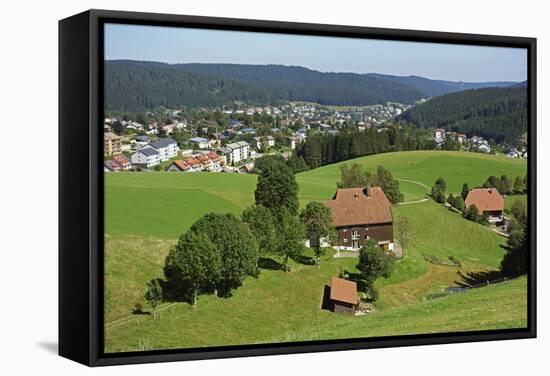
396, 178, 430, 205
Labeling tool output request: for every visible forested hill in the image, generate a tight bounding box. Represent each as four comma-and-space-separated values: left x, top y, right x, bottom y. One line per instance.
366, 73, 516, 97
175, 63, 425, 106
396, 87, 527, 144
105, 61, 423, 111
104, 61, 274, 111
105, 60, 518, 112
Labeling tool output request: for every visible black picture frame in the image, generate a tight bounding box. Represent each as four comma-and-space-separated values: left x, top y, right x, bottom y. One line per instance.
59, 9, 537, 367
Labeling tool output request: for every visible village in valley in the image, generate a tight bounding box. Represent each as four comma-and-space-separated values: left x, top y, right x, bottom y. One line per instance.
103, 101, 527, 174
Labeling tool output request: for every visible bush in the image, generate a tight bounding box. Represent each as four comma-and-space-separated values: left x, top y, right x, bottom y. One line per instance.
449, 256, 462, 268
132, 302, 143, 314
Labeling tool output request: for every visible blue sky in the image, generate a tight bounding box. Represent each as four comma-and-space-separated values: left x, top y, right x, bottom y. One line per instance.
105, 23, 527, 82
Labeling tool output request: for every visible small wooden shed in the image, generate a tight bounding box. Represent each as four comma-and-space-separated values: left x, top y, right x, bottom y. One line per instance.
330, 277, 358, 314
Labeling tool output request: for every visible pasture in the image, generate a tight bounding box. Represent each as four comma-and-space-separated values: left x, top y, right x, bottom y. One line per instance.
103, 150, 528, 352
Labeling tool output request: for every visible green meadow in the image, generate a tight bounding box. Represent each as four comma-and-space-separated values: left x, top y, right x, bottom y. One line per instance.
104, 150, 528, 352
296, 150, 527, 202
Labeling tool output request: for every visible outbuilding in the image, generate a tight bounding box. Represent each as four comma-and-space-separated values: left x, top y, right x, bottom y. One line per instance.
330, 277, 358, 314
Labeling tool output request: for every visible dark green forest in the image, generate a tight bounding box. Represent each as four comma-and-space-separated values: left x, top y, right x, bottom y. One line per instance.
104, 60, 517, 112
104, 61, 273, 111
294, 126, 435, 170
396, 87, 527, 144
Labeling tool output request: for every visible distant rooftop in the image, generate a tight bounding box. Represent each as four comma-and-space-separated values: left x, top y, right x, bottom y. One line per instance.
149, 137, 177, 149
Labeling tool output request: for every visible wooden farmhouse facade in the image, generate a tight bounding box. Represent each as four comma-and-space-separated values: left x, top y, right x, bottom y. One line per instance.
323, 186, 394, 252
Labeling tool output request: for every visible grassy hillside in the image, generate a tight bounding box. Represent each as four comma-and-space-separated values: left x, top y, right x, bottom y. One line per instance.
105, 239, 526, 352
105, 173, 257, 238
103, 151, 527, 352
105, 151, 526, 238
296, 150, 526, 203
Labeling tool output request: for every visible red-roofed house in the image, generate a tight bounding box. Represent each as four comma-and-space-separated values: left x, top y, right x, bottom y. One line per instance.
323, 186, 394, 252
465, 188, 504, 223
183, 157, 203, 171
165, 160, 191, 172
112, 155, 131, 171
206, 152, 223, 171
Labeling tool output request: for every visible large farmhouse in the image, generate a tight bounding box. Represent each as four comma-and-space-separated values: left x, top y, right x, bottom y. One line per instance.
323, 186, 394, 252
465, 188, 504, 223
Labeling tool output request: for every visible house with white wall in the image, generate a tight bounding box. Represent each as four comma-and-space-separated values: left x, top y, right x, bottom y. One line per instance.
131, 148, 160, 168
189, 137, 211, 149
252, 136, 275, 151
142, 137, 179, 161
225, 141, 250, 165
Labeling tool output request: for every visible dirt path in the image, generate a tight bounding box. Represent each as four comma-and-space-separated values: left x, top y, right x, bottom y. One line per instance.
398, 198, 429, 205
397, 178, 430, 191
396, 178, 430, 205
105, 302, 180, 331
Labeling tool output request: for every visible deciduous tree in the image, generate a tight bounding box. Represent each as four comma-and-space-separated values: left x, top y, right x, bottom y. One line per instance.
273, 208, 306, 272
188, 213, 259, 295
164, 231, 220, 307
144, 279, 163, 319
255, 164, 299, 215
394, 216, 411, 257
356, 239, 395, 301
300, 202, 336, 267
242, 205, 277, 256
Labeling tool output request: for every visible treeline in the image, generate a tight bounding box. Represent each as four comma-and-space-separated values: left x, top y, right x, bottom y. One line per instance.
338, 163, 404, 204
294, 126, 435, 170
176, 63, 424, 106
105, 61, 425, 111
396, 87, 527, 144
105, 60, 273, 112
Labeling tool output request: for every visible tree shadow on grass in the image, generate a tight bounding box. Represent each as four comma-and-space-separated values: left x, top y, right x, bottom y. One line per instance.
292, 254, 316, 266
455, 269, 505, 288
131, 308, 151, 316
258, 257, 285, 271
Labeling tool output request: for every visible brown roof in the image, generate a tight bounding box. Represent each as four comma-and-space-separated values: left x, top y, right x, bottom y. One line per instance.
330, 277, 358, 305
112, 155, 129, 164
465, 188, 504, 213
183, 157, 202, 168
169, 160, 190, 171
323, 187, 392, 227
206, 152, 221, 161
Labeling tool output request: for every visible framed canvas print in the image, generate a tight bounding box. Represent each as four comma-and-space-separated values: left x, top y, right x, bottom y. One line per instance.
59, 9, 536, 366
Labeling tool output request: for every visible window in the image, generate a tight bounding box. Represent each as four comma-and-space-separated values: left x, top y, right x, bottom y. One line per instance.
352, 229, 360, 240
343, 238, 348, 243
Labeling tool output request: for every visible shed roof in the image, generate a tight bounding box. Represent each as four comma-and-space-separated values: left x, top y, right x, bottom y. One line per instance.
330, 277, 358, 305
